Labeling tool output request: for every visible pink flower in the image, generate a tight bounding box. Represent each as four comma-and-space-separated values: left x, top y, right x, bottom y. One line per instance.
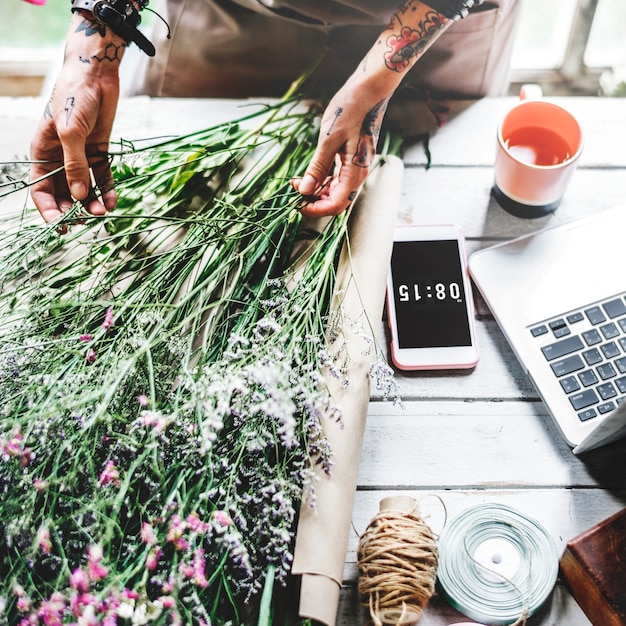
79, 334, 92, 342
212, 510, 232, 527
102, 307, 114, 331
2, 427, 23, 457
192, 548, 208, 588
33, 478, 49, 491
179, 562, 194, 579
186, 512, 208, 534
140, 522, 157, 545
122, 589, 139, 601
88, 560, 108, 581
70, 568, 90, 593
70, 591, 98, 619
86, 349, 97, 364
37, 526, 52, 554
166, 514, 189, 549
141, 410, 168, 432
87, 545, 108, 581
21, 448, 34, 468
159, 596, 175, 609
37, 592, 66, 625
137, 394, 149, 407
99, 461, 120, 487
146, 547, 162, 571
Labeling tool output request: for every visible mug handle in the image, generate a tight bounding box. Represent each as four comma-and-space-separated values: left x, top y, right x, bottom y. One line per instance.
519, 83, 543, 100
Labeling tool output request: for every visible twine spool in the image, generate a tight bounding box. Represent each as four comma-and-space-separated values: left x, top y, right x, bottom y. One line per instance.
436, 503, 559, 626
357, 496, 439, 626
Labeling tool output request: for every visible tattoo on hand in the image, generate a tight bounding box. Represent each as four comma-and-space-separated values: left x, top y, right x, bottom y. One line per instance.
353, 99, 388, 168
326, 107, 344, 136
385, 10, 447, 72
65, 97, 76, 126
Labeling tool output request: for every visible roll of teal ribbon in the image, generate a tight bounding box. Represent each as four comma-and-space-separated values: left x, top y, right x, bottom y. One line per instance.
437, 503, 558, 625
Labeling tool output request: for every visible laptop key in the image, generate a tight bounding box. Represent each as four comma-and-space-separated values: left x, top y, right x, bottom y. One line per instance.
601, 341, 621, 359
560, 376, 580, 393
567, 312, 584, 324
541, 335, 584, 361
597, 363, 617, 380
616, 376, 626, 394
579, 369, 599, 387
597, 382, 618, 400
603, 298, 626, 319
551, 355, 585, 377
616, 357, 626, 374
600, 322, 620, 339
583, 329, 602, 346
531, 325, 548, 337
585, 306, 606, 325
570, 389, 599, 410
582, 348, 602, 365
578, 408, 597, 422
598, 401, 616, 414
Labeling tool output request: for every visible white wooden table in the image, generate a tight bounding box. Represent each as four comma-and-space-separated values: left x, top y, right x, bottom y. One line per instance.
1, 95, 625, 625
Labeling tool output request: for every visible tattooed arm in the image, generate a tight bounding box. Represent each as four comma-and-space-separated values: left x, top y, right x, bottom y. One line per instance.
293, 0, 458, 217
29, 10, 126, 224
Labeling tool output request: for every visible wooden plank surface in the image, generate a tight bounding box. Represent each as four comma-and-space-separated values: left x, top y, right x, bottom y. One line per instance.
2, 96, 626, 626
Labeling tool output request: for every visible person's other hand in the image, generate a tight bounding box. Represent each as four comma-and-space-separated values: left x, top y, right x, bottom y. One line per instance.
30, 11, 126, 224
291, 77, 390, 218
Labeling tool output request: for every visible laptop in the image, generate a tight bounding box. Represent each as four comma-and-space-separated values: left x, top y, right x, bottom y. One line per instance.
468, 206, 626, 454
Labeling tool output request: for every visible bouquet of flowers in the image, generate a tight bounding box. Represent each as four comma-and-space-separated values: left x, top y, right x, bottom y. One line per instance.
0, 96, 398, 625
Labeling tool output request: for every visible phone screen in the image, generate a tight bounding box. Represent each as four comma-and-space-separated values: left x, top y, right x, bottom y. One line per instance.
390, 239, 472, 349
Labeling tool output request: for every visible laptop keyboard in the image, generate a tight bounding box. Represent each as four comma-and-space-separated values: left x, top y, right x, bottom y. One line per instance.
530, 294, 626, 423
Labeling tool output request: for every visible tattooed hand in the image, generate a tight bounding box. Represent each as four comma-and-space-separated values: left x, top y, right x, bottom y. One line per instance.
29, 11, 126, 225
293, 0, 453, 218
292, 80, 389, 218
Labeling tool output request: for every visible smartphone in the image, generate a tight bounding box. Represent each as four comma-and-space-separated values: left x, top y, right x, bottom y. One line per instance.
386, 223, 479, 370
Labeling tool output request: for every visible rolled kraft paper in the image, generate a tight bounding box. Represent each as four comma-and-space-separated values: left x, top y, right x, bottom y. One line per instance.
292, 154, 404, 626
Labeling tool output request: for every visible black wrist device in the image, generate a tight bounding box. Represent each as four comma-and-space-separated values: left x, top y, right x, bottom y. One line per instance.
422, 0, 485, 20
71, 0, 155, 56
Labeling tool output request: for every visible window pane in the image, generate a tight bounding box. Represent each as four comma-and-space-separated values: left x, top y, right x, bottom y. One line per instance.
585, 0, 626, 68
2, 3, 68, 47
510, 0, 577, 69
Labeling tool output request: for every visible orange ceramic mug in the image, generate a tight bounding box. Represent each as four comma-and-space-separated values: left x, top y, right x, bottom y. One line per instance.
493, 86, 584, 218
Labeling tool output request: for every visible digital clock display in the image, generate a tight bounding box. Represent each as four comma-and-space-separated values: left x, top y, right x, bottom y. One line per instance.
390, 239, 472, 349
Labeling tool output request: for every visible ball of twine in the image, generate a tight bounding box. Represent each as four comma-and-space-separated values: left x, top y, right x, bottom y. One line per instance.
357, 496, 439, 626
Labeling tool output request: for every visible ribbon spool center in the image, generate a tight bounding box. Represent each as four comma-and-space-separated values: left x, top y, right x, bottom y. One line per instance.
473, 537, 522, 583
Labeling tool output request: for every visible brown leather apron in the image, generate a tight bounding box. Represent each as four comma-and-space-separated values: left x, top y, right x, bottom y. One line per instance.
132, 0, 520, 99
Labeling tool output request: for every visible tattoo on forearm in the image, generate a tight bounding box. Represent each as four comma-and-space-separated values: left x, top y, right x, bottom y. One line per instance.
93, 42, 126, 63
65, 97, 76, 126
353, 99, 388, 168
76, 16, 106, 38
385, 10, 447, 72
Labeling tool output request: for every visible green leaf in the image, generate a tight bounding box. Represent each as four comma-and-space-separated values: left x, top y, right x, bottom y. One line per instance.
258, 564, 276, 626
